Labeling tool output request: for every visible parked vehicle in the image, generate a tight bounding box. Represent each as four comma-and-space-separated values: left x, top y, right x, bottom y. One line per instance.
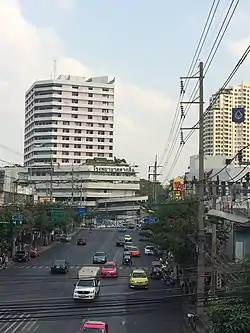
14, 250, 31, 263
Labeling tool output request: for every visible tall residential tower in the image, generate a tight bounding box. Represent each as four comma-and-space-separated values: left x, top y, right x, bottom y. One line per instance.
204, 82, 250, 163
24, 75, 115, 166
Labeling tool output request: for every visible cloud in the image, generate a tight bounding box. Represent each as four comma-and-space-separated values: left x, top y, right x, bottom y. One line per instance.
0, 0, 175, 178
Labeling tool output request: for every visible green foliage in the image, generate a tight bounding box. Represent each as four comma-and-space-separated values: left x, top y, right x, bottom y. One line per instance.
0, 203, 79, 245
148, 199, 198, 266
205, 256, 250, 333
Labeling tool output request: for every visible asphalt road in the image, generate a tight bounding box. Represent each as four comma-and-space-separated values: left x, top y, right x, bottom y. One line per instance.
0, 228, 184, 333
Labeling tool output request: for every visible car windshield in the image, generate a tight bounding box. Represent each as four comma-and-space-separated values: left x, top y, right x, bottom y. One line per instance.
132, 272, 147, 278
83, 328, 104, 333
103, 264, 115, 269
125, 235, 130, 238
146, 246, 154, 250
16, 251, 25, 255
53, 260, 65, 265
77, 280, 94, 287
95, 252, 105, 256
131, 247, 138, 251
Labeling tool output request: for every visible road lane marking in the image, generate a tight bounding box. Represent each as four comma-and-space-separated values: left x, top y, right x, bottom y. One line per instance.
32, 266, 36, 268
38, 266, 43, 268
25, 266, 31, 269
44, 266, 49, 268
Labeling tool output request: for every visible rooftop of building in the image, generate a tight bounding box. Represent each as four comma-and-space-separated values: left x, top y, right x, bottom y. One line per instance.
26, 75, 115, 94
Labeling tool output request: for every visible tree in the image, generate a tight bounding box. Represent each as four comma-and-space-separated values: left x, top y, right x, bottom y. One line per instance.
205, 257, 250, 333
148, 199, 198, 267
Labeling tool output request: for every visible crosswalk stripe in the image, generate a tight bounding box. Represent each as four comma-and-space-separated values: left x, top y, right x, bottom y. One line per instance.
0, 310, 39, 333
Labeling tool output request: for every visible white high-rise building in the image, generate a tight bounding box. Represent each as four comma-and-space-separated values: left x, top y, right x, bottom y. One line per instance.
24, 75, 115, 166
204, 82, 250, 163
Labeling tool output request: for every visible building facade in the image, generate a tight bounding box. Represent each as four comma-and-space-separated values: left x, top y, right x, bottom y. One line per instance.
0, 167, 36, 206
18, 159, 147, 218
24, 75, 115, 167
204, 83, 250, 163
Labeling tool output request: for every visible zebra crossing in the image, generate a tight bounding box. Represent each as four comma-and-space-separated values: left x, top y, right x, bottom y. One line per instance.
0, 310, 39, 333
9, 264, 149, 271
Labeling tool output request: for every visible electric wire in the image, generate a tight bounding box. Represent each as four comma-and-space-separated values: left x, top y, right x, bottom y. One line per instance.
163, 0, 241, 179
159, 0, 221, 168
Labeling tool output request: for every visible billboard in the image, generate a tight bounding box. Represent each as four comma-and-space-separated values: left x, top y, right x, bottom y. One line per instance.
172, 177, 185, 199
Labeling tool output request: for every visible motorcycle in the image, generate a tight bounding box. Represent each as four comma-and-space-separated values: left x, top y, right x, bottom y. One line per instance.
123, 256, 132, 265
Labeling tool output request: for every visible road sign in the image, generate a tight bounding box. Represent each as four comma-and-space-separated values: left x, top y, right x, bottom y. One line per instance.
51, 209, 65, 224
12, 215, 24, 225
232, 107, 245, 124
143, 218, 157, 223
77, 207, 87, 215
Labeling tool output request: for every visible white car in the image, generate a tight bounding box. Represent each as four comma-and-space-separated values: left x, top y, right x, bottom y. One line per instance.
144, 246, 154, 255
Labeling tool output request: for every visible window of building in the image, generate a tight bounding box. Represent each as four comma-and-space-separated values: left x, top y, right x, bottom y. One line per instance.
88, 115, 93, 119
72, 92, 78, 96
72, 114, 78, 118
86, 130, 93, 134
74, 137, 81, 141
74, 144, 81, 148
102, 116, 108, 120
63, 129, 69, 133
62, 136, 69, 140
98, 146, 104, 150
88, 108, 93, 112
86, 145, 93, 149
62, 144, 69, 148
86, 152, 93, 156
74, 152, 81, 156
63, 121, 70, 125
88, 101, 93, 105
72, 86, 79, 89
62, 159, 69, 163
72, 100, 78, 104
75, 129, 81, 134
88, 93, 93, 97
72, 107, 78, 111
62, 151, 69, 155
98, 138, 104, 142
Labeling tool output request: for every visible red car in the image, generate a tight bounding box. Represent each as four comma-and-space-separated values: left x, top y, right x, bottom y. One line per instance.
100, 261, 119, 278
130, 246, 140, 257
79, 320, 111, 333
77, 238, 87, 245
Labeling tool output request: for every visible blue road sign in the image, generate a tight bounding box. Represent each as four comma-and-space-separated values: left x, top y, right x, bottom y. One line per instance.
143, 218, 157, 223
232, 107, 245, 124
12, 215, 24, 225
77, 207, 87, 215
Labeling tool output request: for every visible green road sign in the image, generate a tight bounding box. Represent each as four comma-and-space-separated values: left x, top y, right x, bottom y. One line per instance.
51, 209, 65, 224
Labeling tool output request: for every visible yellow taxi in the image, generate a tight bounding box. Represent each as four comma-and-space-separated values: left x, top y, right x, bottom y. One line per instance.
124, 234, 132, 242
129, 268, 149, 289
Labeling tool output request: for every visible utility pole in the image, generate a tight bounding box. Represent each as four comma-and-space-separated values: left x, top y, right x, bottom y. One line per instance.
197, 61, 205, 315
181, 62, 205, 316
50, 154, 53, 203
71, 163, 74, 203
211, 182, 217, 295
148, 155, 162, 204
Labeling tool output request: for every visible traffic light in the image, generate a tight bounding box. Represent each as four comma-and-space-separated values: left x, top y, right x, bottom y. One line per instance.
246, 172, 250, 183
238, 150, 243, 164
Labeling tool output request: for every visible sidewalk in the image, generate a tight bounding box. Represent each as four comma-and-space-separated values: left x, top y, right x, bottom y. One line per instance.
0, 229, 79, 270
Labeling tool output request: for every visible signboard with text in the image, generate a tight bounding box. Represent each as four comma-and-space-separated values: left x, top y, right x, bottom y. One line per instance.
94, 166, 135, 173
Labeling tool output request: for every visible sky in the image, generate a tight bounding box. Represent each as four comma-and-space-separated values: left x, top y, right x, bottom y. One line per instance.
0, 0, 250, 180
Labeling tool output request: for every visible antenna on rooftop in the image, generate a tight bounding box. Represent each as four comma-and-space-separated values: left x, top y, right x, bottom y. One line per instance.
53, 60, 57, 80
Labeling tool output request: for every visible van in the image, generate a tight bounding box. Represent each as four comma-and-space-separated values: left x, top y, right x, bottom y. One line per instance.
73, 266, 100, 300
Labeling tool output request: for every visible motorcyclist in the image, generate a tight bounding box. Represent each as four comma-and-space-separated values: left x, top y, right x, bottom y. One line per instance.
123, 253, 132, 265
